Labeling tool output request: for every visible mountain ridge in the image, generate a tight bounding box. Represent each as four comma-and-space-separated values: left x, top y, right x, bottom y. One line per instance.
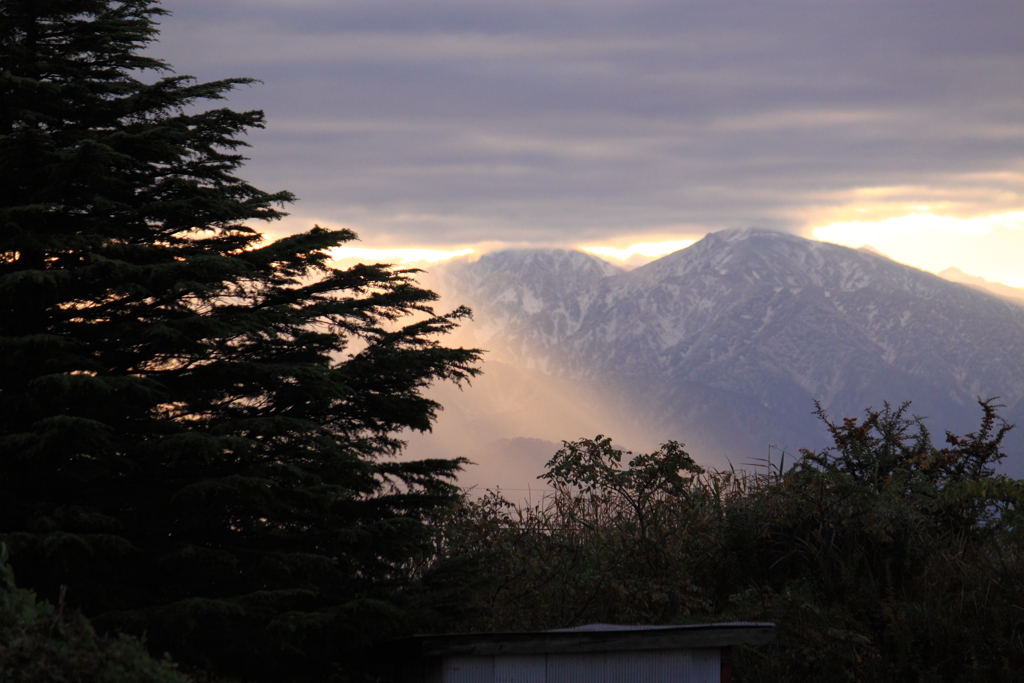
426, 228, 1024, 480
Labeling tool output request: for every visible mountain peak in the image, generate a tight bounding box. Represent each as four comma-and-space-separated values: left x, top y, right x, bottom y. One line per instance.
939, 266, 1024, 305
461, 247, 621, 278
425, 227, 1024, 477
708, 226, 790, 242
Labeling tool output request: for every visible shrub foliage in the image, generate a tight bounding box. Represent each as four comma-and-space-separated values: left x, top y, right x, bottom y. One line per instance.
436, 400, 1024, 683
1, 544, 193, 683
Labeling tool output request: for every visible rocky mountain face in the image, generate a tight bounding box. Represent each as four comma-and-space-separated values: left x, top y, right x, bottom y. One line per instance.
430, 229, 1024, 479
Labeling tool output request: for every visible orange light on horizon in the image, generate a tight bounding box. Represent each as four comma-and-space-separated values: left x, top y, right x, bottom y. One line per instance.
812, 211, 1024, 287
581, 239, 697, 263
327, 246, 474, 265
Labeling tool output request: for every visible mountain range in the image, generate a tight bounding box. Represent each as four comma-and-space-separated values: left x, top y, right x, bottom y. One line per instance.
412, 228, 1024, 488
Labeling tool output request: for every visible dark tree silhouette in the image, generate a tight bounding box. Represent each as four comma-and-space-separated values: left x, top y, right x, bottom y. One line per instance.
0, 2, 480, 680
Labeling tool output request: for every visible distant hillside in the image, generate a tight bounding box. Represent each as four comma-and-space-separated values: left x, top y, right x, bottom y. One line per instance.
939, 266, 1024, 306
418, 229, 1024, 487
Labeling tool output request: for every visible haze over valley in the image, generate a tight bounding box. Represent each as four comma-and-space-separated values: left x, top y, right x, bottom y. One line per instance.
147, 1, 1024, 497
8, 4, 1024, 680
407, 229, 1024, 491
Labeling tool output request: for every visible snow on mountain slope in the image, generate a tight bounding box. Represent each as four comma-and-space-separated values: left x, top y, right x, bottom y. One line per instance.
427, 229, 1024, 478
432, 248, 622, 372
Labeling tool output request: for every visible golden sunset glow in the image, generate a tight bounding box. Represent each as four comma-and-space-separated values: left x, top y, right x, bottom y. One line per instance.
812, 211, 1024, 287
581, 239, 697, 263
327, 246, 474, 265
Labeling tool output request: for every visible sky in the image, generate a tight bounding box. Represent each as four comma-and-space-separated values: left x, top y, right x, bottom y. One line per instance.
152, 0, 1024, 286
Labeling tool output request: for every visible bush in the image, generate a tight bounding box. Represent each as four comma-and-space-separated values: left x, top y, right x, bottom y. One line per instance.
0, 544, 193, 683
436, 400, 1024, 683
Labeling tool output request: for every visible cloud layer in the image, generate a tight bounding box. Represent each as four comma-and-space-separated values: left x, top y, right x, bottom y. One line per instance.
154, 0, 1024, 248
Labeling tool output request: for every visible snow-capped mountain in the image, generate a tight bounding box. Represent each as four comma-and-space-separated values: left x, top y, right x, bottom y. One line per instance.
435, 248, 622, 372
430, 229, 1024, 476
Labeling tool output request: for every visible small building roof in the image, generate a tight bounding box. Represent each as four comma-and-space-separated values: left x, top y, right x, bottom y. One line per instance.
391, 622, 775, 658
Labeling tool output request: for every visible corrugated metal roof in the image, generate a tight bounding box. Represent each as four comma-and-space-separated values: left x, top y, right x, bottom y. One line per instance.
390, 622, 775, 658
549, 623, 761, 632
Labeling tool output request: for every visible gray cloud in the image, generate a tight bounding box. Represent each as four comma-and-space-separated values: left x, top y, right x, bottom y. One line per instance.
154, 0, 1024, 245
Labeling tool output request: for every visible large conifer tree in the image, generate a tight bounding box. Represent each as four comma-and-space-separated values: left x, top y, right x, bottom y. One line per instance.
0, 1, 480, 679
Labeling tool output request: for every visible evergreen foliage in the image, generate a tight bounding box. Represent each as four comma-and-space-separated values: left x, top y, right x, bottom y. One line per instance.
438, 400, 1024, 682
1, 544, 194, 683
0, 1, 480, 680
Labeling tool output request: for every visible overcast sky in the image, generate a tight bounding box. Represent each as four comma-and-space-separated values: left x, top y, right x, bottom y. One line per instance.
151, 0, 1024, 283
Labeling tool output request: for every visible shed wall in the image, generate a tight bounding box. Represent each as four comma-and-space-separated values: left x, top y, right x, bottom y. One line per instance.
444, 657, 494, 683
496, 655, 546, 683
546, 653, 604, 683
437, 649, 720, 683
